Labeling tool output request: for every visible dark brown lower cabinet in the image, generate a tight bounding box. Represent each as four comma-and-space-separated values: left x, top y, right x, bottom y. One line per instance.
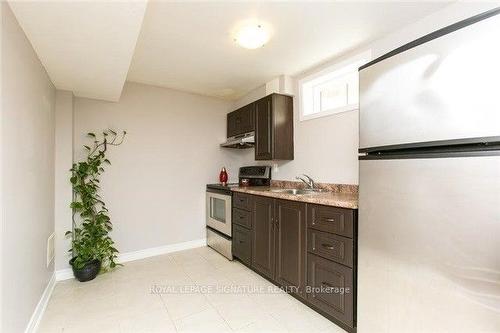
307, 253, 354, 327
275, 199, 306, 298
232, 193, 357, 332
232, 224, 252, 265
307, 229, 353, 268
251, 196, 275, 280
233, 207, 253, 229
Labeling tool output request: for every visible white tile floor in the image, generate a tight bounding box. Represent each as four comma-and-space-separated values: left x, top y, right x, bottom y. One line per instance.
39, 246, 346, 333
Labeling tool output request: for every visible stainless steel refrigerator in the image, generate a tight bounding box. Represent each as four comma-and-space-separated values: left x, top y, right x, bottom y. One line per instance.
358, 8, 500, 332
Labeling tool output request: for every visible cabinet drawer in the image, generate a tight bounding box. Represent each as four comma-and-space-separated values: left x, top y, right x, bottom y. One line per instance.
308, 230, 353, 268
233, 192, 253, 211
307, 254, 354, 327
233, 224, 252, 265
307, 204, 354, 238
233, 208, 253, 229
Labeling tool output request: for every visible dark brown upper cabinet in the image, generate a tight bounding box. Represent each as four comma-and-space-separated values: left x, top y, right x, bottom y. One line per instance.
227, 103, 255, 138
255, 94, 294, 160
225, 93, 294, 160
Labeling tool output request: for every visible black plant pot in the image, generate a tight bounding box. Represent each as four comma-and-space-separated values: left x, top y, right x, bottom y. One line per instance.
70, 258, 101, 282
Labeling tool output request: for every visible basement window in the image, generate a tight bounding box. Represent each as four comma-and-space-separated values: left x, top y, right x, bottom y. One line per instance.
299, 52, 370, 121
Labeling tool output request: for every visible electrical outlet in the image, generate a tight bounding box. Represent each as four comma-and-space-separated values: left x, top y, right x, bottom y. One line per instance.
46, 232, 55, 267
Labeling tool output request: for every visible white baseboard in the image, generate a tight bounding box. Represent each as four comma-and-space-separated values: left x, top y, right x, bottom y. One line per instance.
55, 238, 207, 281
55, 268, 74, 281
118, 238, 207, 263
25, 272, 56, 333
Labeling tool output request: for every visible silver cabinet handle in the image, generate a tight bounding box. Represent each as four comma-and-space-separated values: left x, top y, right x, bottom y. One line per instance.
325, 218, 335, 222
322, 281, 334, 288
321, 243, 335, 250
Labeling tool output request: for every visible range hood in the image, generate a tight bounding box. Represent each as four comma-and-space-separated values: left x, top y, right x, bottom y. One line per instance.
220, 131, 255, 149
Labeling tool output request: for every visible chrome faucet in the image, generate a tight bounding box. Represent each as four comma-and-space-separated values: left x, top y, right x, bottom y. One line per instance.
296, 174, 315, 190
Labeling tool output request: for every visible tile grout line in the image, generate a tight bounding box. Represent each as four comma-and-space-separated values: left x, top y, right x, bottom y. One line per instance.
158, 293, 179, 332
184, 254, 234, 331
176, 249, 239, 332
201, 287, 236, 332
164, 253, 214, 330
38, 247, 338, 333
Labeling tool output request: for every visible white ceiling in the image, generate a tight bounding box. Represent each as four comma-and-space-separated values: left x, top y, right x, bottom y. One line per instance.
127, 1, 451, 100
10, 1, 450, 102
9, 1, 147, 102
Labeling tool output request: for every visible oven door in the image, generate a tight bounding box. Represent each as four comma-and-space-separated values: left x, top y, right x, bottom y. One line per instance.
206, 191, 232, 237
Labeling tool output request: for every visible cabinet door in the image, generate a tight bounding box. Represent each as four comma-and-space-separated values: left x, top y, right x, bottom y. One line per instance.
227, 110, 238, 137
307, 254, 354, 327
255, 95, 273, 160
252, 196, 275, 279
275, 200, 307, 298
238, 103, 255, 134
227, 105, 254, 138
272, 94, 294, 160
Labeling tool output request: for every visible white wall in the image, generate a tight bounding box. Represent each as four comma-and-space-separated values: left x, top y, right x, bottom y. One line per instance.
62, 82, 243, 268
233, 2, 499, 185
232, 84, 267, 109
54, 90, 74, 270
1, 3, 56, 332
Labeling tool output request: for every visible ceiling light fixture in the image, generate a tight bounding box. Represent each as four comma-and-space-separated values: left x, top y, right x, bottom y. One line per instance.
234, 24, 270, 49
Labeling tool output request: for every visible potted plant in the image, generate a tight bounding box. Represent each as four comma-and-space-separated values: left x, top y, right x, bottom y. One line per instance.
66, 129, 126, 282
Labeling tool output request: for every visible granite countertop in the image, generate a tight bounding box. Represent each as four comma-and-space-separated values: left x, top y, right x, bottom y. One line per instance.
231, 186, 358, 209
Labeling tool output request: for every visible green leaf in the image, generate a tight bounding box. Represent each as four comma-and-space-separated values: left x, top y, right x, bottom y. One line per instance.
68, 129, 125, 272
70, 202, 83, 209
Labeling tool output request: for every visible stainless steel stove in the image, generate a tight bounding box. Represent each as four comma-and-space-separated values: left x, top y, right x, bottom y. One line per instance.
206, 166, 271, 259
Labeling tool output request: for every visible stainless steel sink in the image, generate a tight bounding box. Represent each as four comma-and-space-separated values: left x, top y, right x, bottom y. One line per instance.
269, 188, 324, 195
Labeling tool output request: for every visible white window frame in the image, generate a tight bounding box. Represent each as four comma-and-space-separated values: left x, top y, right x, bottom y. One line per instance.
299, 51, 371, 122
